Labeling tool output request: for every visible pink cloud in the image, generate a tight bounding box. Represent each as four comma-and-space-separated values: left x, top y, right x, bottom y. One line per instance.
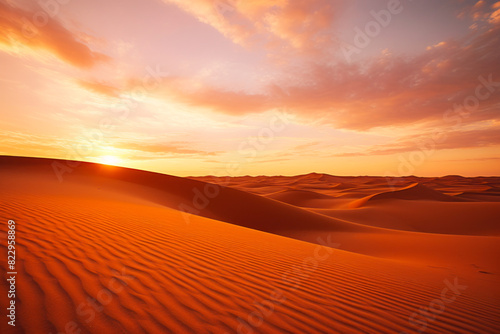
163, 0, 342, 53
77, 79, 120, 97
38, 0, 500, 137
0, 1, 109, 68
126, 7, 500, 132
334, 126, 500, 157
129, 75, 271, 115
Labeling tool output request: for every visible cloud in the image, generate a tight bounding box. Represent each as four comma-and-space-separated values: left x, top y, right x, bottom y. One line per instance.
333, 126, 500, 157
0, 1, 109, 68
277, 17, 500, 130
29, 0, 497, 136
77, 80, 121, 97
444, 156, 500, 162
166, 85, 270, 116
162, 0, 342, 53
0, 131, 71, 157
120, 6, 500, 132
166, 16, 500, 131
457, 0, 490, 21
292, 141, 322, 151
489, 1, 500, 23
115, 141, 221, 159
131, 75, 271, 115
0, 132, 220, 162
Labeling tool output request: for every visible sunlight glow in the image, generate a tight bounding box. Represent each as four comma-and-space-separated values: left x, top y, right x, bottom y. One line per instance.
98, 155, 122, 166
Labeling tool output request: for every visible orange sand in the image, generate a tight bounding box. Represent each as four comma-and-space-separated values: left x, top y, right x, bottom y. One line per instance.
1, 156, 499, 333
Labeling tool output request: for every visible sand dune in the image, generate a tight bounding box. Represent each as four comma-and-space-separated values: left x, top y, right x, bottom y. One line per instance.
0, 157, 377, 244
313, 201, 500, 235
348, 183, 463, 208
1, 156, 499, 334
455, 188, 500, 202
265, 188, 335, 207
484, 187, 500, 194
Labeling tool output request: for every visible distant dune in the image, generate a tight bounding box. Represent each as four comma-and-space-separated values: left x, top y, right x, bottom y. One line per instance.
348, 182, 463, 208
265, 188, 335, 207
1, 156, 499, 334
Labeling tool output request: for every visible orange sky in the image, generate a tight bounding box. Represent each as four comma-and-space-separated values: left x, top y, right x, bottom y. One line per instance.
1, 0, 500, 177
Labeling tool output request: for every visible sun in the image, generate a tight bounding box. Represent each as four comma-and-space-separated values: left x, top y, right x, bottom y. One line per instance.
98, 155, 122, 166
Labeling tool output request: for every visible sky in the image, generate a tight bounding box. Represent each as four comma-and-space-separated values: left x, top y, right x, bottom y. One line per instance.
1, 0, 500, 177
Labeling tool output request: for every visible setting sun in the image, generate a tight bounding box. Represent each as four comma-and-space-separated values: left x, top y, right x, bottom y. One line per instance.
98, 155, 122, 166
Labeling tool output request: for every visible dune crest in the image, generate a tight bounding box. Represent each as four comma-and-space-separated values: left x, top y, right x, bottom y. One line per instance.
349, 182, 463, 208
265, 188, 334, 206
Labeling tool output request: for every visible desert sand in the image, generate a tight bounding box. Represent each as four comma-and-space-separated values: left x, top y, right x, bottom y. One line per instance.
1, 156, 499, 334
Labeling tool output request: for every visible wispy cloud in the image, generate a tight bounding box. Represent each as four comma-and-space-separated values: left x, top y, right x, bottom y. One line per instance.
164, 16, 500, 131
163, 0, 342, 54
333, 125, 500, 157
77, 79, 121, 97
114, 141, 221, 160
0, 1, 109, 68
105, 6, 500, 132
0, 131, 72, 156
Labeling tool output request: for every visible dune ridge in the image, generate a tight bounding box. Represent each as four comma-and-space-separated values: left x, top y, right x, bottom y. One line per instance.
348, 183, 464, 208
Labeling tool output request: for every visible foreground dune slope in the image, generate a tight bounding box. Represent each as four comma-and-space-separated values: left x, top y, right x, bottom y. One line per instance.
1, 156, 499, 333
